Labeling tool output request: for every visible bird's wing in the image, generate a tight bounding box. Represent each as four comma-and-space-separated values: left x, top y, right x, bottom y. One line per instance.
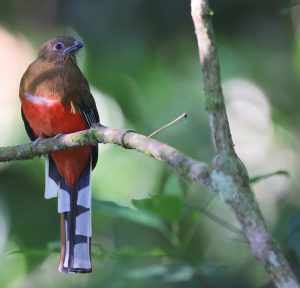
78, 96, 99, 126
21, 107, 38, 141
78, 96, 99, 170
22, 106, 61, 199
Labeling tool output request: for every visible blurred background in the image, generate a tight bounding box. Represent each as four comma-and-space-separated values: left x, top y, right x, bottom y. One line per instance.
0, 0, 299, 287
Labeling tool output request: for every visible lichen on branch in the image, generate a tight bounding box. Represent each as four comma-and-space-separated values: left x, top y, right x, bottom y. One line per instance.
0, 125, 211, 186
191, 0, 299, 286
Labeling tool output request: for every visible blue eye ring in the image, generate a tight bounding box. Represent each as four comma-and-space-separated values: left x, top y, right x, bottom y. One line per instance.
53, 42, 64, 51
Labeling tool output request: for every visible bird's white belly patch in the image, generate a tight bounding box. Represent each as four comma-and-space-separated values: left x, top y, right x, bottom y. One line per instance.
24, 92, 59, 105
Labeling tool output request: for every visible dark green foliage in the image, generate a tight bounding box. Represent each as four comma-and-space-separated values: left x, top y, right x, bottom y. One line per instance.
92, 199, 169, 234
127, 263, 222, 282
132, 195, 184, 223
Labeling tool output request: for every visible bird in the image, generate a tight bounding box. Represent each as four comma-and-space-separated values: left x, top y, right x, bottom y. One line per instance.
19, 35, 99, 273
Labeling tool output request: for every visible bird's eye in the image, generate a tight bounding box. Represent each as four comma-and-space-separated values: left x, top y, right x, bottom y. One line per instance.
53, 42, 64, 51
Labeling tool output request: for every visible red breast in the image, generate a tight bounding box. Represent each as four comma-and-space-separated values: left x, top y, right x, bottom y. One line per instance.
21, 92, 91, 188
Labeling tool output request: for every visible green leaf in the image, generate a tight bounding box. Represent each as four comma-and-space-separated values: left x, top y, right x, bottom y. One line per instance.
249, 170, 289, 184
132, 194, 184, 222
111, 247, 165, 259
127, 262, 223, 282
92, 199, 168, 234
91, 243, 108, 259
5, 249, 50, 258
127, 264, 194, 282
163, 175, 182, 197
47, 240, 60, 253
90, 244, 166, 260
196, 263, 224, 275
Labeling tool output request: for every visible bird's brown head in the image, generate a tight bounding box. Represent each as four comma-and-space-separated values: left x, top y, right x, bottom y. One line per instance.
38, 36, 83, 63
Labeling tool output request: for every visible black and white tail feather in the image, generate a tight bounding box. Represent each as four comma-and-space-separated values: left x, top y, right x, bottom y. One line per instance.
45, 100, 98, 273
45, 156, 92, 273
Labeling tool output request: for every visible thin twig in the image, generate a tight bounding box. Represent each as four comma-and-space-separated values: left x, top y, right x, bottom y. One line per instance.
148, 113, 187, 138
187, 204, 243, 236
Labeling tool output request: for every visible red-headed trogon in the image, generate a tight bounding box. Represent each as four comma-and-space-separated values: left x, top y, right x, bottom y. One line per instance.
19, 36, 99, 273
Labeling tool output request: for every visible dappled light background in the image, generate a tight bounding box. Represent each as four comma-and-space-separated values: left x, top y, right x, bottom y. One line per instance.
0, 0, 299, 287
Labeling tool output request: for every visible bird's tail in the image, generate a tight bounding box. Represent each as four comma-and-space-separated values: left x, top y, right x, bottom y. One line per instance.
45, 156, 92, 273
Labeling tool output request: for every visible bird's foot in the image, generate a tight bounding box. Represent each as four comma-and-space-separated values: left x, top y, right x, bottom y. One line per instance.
53, 133, 63, 141
91, 123, 100, 129
120, 129, 136, 148
31, 136, 44, 152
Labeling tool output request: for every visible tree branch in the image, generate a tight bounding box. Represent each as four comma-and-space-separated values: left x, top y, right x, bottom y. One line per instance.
191, 0, 299, 287
191, 0, 234, 155
0, 125, 210, 186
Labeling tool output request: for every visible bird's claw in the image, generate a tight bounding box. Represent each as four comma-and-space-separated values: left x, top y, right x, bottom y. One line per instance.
120, 129, 136, 148
53, 133, 63, 141
91, 123, 100, 129
31, 137, 44, 152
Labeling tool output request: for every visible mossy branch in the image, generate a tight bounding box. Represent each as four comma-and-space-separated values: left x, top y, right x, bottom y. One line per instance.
191, 0, 299, 287
0, 125, 211, 186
